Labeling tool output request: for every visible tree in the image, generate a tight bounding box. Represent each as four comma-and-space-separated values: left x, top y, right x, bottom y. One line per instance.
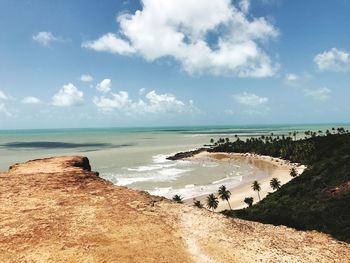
218, 185, 232, 210
210, 138, 214, 144
193, 199, 204, 209
290, 167, 298, 178
244, 197, 254, 207
206, 194, 219, 211
172, 194, 183, 203
270, 178, 281, 190
252, 180, 261, 201
293, 131, 297, 141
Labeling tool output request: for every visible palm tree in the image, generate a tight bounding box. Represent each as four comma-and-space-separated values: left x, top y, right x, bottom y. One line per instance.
172, 194, 183, 204
270, 178, 281, 190
244, 197, 254, 207
193, 199, 204, 209
290, 167, 298, 178
252, 180, 261, 201
210, 138, 214, 144
293, 131, 297, 141
218, 185, 232, 210
206, 194, 219, 212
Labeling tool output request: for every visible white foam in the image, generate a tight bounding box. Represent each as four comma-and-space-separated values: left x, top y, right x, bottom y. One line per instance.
152, 154, 171, 164
201, 162, 219, 168
157, 168, 191, 177
127, 162, 176, 172
148, 175, 243, 200
116, 177, 151, 186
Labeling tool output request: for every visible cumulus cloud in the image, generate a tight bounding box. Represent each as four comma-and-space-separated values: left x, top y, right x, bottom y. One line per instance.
93, 89, 197, 115
82, 0, 279, 77
96, 79, 112, 93
52, 83, 84, 106
239, 0, 250, 14
233, 92, 268, 106
0, 90, 8, 100
22, 96, 41, 104
314, 48, 350, 72
32, 31, 64, 46
80, 74, 93, 82
82, 33, 135, 55
304, 87, 331, 101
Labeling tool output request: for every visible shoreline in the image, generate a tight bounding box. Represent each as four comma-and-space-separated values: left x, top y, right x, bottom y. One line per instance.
182, 151, 306, 211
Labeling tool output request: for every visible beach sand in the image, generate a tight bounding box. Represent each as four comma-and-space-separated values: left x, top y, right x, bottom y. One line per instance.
183, 151, 306, 211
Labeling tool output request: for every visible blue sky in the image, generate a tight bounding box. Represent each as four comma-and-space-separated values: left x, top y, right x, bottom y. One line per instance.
0, 0, 350, 129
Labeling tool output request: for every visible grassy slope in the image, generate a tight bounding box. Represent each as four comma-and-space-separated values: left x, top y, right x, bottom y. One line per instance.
222, 134, 350, 243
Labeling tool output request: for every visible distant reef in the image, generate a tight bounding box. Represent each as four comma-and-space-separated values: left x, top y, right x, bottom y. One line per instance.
166, 147, 208, 160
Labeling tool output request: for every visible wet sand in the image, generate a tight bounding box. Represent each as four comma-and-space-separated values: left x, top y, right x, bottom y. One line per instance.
183, 151, 306, 211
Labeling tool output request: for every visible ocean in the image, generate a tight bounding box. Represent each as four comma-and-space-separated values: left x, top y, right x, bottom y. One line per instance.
1, 124, 349, 199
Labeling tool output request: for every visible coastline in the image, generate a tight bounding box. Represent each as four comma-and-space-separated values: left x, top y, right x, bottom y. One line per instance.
182, 151, 306, 211
2, 156, 348, 262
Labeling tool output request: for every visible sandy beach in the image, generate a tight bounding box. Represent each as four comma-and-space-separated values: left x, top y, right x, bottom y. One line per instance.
183, 151, 306, 211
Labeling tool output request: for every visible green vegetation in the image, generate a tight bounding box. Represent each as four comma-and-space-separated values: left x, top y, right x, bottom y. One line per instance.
193, 199, 204, 209
172, 194, 184, 204
212, 128, 350, 242
244, 197, 254, 207
218, 185, 232, 210
206, 194, 219, 211
270, 178, 281, 190
252, 180, 261, 201
290, 167, 298, 177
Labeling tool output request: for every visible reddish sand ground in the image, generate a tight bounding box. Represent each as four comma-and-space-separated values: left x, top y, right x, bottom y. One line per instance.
0, 156, 349, 262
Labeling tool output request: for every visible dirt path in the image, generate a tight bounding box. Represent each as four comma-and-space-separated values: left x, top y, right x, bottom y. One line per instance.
1, 156, 349, 262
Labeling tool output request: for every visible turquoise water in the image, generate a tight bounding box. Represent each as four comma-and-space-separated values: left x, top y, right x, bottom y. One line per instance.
1, 124, 349, 199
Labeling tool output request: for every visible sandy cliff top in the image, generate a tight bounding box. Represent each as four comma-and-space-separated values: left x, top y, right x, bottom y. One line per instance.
0, 156, 349, 263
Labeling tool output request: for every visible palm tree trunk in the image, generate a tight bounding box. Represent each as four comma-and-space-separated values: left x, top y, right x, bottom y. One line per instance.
226, 199, 232, 210
258, 191, 261, 201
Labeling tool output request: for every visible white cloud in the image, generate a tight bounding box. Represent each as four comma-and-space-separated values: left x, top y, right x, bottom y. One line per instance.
304, 87, 331, 101
139, 88, 146, 95
32, 31, 63, 46
52, 83, 84, 106
239, 0, 250, 14
233, 92, 268, 106
285, 73, 298, 81
0, 103, 11, 116
314, 48, 350, 72
93, 91, 130, 112
0, 90, 8, 100
82, 0, 279, 77
82, 33, 135, 55
284, 73, 300, 86
80, 74, 93, 82
96, 79, 112, 93
93, 89, 197, 115
22, 96, 41, 104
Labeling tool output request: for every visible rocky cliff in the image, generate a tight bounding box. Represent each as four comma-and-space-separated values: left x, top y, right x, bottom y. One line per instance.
0, 156, 349, 262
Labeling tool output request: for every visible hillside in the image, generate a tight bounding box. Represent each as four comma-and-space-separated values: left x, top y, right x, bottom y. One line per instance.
216, 132, 350, 242
0, 156, 349, 262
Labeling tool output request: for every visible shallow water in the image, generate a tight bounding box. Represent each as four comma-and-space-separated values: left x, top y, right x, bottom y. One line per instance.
0, 124, 348, 199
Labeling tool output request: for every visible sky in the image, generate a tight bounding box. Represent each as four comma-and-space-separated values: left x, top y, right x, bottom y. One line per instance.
0, 0, 350, 129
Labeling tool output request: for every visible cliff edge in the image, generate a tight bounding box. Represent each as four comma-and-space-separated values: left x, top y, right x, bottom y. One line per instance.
0, 156, 349, 263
